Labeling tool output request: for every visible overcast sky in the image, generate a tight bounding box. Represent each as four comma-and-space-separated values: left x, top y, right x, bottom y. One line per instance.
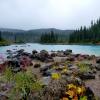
0, 0, 100, 30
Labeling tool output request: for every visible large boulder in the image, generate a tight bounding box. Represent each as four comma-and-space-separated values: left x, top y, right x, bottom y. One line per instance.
40, 63, 53, 72
66, 57, 75, 61
50, 52, 57, 57
40, 50, 49, 57
36, 50, 49, 62
95, 64, 100, 70
34, 63, 41, 68
78, 72, 95, 80
32, 50, 38, 55
56, 51, 65, 57
53, 57, 68, 63
8, 60, 20, 68
8, 60, 21, 72
21, 52, 31, 57
41, 79, 66, 100
64, 49, 72, 55
96, 58, 100, 63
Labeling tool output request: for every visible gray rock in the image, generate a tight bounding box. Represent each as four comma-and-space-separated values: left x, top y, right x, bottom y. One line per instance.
95, 64, 100, 70
64, 49, 72, 55
79, 72, 95, 80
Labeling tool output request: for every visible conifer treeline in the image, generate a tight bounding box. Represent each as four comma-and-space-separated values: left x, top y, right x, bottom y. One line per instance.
0, 31, 2, 41
40, 31, 58, 43
69, 18, 100, 43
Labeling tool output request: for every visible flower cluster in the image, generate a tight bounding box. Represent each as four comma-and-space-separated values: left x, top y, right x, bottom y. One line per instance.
61, 84, 87, 100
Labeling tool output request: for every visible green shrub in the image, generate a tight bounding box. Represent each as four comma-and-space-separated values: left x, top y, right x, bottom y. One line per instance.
4, 67, 14, 83
3, 67, 42, 100
77, 63, 91, 73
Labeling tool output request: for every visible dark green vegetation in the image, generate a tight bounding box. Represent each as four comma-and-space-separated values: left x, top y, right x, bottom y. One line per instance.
0, 67, 42, 100
40, 31, 58, 43
1, 18, 100, 44
0, 28, 73, 43
0, 31, 10, 46
69, 18, 100, 44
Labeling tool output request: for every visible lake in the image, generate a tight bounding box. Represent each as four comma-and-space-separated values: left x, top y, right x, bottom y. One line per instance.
0, 43, 100, 58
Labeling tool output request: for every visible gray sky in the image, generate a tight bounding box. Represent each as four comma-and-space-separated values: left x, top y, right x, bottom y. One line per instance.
0, 0, 100, 30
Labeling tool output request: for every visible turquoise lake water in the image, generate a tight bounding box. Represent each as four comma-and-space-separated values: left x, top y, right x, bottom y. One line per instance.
0, 43, 100, 57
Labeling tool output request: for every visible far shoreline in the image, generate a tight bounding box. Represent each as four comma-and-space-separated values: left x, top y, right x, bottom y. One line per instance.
1, 42, 100, 46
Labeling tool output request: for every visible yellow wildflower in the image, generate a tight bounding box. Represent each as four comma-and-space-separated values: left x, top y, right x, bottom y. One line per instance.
77, 87, 82, 94
77, 86, 85, 95
61, 68, 67, 73
65, 90, 75, 98
67, 84, 76, 89
51, 73, 60, 79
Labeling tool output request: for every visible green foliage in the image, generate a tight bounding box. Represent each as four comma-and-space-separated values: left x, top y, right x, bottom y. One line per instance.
77, 63, 90, 73
69, 18, 100, 44
40, 31, 58, 43
3, 67, 42, 100
0, 31, 2, 41
4, 67, 14, 83
80, 96, 87, 100
0, 41, 10, 46
12, 71, 41, 99
0, 31, 10, 46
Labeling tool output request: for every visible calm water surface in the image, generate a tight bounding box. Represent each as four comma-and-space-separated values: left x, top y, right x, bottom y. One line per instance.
0, 43, 100, 57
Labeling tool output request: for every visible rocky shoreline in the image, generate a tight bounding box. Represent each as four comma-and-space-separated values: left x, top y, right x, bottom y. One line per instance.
0, 49, 100, 100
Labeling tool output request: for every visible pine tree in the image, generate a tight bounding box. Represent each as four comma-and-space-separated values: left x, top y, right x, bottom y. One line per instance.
69, 18, 100, 44
40, 31, 58, 43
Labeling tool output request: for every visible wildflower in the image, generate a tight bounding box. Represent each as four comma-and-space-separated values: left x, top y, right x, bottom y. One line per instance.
65, 90, 75, 98
61, 68, 67, 73
51, 73, 60, 79
67, 84, 76, 89
77, 86, 85, 95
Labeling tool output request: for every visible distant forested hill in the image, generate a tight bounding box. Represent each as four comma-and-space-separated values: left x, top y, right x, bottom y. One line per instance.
0, 28, 73, 43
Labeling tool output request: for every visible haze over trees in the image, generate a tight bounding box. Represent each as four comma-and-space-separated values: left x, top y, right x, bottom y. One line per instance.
69, 18, 100, 44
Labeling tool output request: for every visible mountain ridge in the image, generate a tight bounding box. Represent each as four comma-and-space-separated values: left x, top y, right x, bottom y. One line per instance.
0, 28, 73, 33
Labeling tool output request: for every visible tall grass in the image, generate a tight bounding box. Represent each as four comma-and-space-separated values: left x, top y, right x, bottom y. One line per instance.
77, 63, 91, 73
2, 67, 42, 100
